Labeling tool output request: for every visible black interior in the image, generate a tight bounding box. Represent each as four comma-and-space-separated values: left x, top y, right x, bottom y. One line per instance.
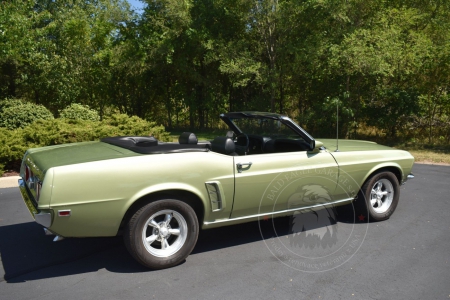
178, 132, 198, 144
208, 133, 310, 155
101, 133, 309, 156
262, 138, 311, 153
210, 136, 237, 155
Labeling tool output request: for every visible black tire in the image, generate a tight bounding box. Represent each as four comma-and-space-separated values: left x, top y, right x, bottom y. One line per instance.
124, 199, 199, 269
355, 171, 400, 222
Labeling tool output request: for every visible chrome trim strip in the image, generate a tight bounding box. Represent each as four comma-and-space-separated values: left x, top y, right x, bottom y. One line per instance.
204, 197, 354, 225
35, 212, 52, 227
205, 181, 225, 212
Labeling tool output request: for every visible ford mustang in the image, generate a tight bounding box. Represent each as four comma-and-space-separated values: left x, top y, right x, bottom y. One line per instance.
18, 111, 414, 269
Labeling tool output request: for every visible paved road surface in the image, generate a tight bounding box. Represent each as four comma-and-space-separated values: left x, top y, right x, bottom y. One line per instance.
0, 164, 449, 300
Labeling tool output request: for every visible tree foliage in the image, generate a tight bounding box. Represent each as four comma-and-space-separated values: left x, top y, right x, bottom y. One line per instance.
1, 0, 449, 144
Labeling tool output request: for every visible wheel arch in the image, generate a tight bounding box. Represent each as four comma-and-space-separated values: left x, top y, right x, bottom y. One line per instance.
362, 164, 403, 187
119, 189, 206, 234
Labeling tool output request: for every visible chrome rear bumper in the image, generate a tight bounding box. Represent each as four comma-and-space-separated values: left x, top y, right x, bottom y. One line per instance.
18, 178, 52, 227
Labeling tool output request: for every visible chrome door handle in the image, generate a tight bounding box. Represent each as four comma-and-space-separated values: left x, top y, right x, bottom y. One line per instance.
236, 162, 252, 173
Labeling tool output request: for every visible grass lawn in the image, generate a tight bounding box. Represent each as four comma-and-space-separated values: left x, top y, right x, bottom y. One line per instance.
407, 150, 450, 165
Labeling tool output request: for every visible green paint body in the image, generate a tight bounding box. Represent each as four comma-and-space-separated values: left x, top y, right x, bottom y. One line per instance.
19, 136, 414, 237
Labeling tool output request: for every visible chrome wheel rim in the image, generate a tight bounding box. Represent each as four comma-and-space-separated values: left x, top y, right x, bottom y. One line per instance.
370, 179, 394, 214
142, 209, 188, 257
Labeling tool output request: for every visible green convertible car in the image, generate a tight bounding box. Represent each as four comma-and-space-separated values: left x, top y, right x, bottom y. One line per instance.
18, 111, 414, 269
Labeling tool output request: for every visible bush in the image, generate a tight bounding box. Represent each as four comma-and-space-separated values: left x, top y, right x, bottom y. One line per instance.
59, 103, 100, 121
0, 114, 170, 174
0, 127, 28, 175
0, 100, 54, 129
102, 114, 170, 141
0, 98, 24, 111
21, 114, 170, 145
0, 115, 169, 176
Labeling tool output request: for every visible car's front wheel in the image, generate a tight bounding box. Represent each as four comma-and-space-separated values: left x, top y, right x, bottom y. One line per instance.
356, 171, 400, 221
124, 199, 199, 269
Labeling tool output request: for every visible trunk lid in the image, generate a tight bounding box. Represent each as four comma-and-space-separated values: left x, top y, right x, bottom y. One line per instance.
24, 141, 141, 175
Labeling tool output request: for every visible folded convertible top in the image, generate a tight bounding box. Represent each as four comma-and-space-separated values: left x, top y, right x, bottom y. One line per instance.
101, 136, 209, 154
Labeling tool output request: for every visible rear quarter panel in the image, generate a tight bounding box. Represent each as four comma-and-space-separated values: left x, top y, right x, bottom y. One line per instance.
48, 151, 235, 237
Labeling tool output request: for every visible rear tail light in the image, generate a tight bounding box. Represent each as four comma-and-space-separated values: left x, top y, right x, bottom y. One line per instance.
24, 164, 42, 202
25, 166, 31, 181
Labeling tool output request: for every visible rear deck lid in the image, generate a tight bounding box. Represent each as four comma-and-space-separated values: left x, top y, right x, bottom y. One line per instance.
25, 141, 141, 174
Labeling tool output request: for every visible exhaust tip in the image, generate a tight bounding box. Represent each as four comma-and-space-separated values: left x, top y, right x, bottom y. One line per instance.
44, 228, 55, 236
53, 235, 65, 242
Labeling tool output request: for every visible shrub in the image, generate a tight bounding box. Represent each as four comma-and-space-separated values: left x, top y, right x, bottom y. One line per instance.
102, 114, 170, 141
59, 103, 100, 121
0, 127, 28, 175
0, 101, 54, 129
0, 98, 24, 111
0, 114, 170, 174
21, 114, 169, 144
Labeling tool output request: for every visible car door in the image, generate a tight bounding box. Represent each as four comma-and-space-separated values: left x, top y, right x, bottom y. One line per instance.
231, 151, 339, 219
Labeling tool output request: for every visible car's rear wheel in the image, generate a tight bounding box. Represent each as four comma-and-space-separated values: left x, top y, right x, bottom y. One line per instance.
124, 199, 199, 269
356, 171, 400, 221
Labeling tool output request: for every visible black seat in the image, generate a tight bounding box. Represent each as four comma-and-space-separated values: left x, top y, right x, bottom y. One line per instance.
178, 132, 198, 144
210, 136, 237, 155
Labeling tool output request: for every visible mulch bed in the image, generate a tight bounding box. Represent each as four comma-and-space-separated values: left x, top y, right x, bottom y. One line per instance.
1, 171, 20, 177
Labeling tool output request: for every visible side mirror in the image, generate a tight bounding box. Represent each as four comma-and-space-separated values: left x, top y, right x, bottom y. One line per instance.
314, 140, 324, 149
308, 140, 323, 153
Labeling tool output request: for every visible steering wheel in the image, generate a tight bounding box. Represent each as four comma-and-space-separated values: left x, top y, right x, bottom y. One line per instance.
236, 133, 249, 155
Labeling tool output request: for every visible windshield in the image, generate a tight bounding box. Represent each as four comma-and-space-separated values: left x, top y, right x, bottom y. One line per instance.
231, 118, 300, 139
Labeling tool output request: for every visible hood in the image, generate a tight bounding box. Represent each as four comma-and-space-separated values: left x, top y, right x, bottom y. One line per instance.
25, 141, 141, 174
317, 139, 393, 152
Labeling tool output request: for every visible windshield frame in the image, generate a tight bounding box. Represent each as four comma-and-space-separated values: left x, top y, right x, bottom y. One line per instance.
220, 111, 316, 149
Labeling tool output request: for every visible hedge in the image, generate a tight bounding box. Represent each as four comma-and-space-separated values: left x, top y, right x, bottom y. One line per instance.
0, 114, 170, 176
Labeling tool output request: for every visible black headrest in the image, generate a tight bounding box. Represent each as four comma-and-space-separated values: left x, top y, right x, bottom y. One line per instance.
179, 132, 198, 144
211, 136, 235, 155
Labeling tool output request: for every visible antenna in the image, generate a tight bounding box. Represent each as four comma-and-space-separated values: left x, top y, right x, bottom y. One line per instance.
335, 98, 339, 152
